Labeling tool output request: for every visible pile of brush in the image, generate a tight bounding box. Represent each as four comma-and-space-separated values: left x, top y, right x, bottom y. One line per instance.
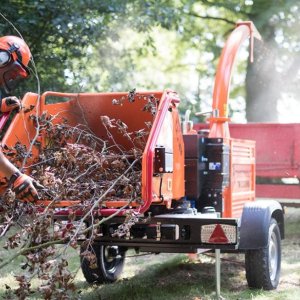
2, 90, 158, 207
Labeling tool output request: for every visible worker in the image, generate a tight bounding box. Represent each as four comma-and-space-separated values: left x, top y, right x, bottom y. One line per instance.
0, 35, 38, 202
183, 109, 197, 134
185, 120, 197, 134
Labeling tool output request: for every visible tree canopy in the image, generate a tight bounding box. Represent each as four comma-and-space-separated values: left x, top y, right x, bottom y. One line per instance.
1, 0, 300, 122
0, 1, 300, 298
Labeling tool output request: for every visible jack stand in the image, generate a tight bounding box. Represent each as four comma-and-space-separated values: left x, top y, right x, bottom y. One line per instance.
215, 249, 221, 299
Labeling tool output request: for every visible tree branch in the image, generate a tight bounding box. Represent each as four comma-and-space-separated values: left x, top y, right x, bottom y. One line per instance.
0, 159, 139, 270
183, 11, 236, 25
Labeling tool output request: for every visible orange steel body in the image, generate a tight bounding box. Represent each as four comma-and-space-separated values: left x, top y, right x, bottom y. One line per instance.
0, 90, 185, 213
226, 139, 255, 218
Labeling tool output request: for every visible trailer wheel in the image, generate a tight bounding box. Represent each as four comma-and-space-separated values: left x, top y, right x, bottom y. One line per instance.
80, 244, 126, 284
245, 218, 281, 290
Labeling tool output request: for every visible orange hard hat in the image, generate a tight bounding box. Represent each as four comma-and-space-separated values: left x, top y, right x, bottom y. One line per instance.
0, 36, 31, 66
0, 36, 31, 93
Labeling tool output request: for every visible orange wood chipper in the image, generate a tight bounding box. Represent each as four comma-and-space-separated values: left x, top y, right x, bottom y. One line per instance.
0, 22, 284, 291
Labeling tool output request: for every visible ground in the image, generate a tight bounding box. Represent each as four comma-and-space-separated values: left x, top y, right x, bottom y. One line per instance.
77, 206, 300, 300
0, 207, 299, 299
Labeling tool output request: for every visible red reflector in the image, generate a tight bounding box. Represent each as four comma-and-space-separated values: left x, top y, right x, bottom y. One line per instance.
208, 224, 229, 244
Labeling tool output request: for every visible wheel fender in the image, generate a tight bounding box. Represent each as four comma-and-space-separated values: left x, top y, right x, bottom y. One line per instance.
239, 200, 283, 250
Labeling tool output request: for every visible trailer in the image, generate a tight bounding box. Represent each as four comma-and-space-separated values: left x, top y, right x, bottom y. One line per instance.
0, 22, 284, 292
195, 122, 300, 207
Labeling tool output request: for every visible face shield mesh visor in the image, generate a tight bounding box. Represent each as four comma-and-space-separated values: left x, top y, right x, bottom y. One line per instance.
2, 61, 30, 93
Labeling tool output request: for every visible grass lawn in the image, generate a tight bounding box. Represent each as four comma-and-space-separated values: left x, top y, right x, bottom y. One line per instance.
0, 207, 299, 299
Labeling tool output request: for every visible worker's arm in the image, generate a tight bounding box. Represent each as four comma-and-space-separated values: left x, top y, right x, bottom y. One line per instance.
0, 150, 38, 202
0, 150, 18, 178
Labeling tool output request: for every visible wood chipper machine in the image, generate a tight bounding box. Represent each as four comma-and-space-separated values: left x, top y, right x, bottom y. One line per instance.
0, 22, 284, 291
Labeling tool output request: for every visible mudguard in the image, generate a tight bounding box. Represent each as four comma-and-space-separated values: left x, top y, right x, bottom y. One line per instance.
239, 200, 284, 250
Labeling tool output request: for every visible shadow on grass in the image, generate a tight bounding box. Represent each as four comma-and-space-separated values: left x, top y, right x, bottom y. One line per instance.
77, 254, 253, 300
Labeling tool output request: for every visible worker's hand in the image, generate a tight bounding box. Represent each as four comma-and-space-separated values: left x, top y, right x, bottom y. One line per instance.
10, 172, 39, 202
0, 96, 21, 113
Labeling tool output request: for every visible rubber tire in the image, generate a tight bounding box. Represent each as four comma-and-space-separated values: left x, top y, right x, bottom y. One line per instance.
80, 244, 126, 284
245, 218, 281, 290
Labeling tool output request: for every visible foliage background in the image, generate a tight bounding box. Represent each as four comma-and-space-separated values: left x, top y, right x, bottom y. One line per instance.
0, 2, 300, 299
1, 0, 300, 122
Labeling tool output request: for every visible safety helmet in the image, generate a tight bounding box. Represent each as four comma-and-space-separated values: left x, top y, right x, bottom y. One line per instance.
0, 36, 31, 93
